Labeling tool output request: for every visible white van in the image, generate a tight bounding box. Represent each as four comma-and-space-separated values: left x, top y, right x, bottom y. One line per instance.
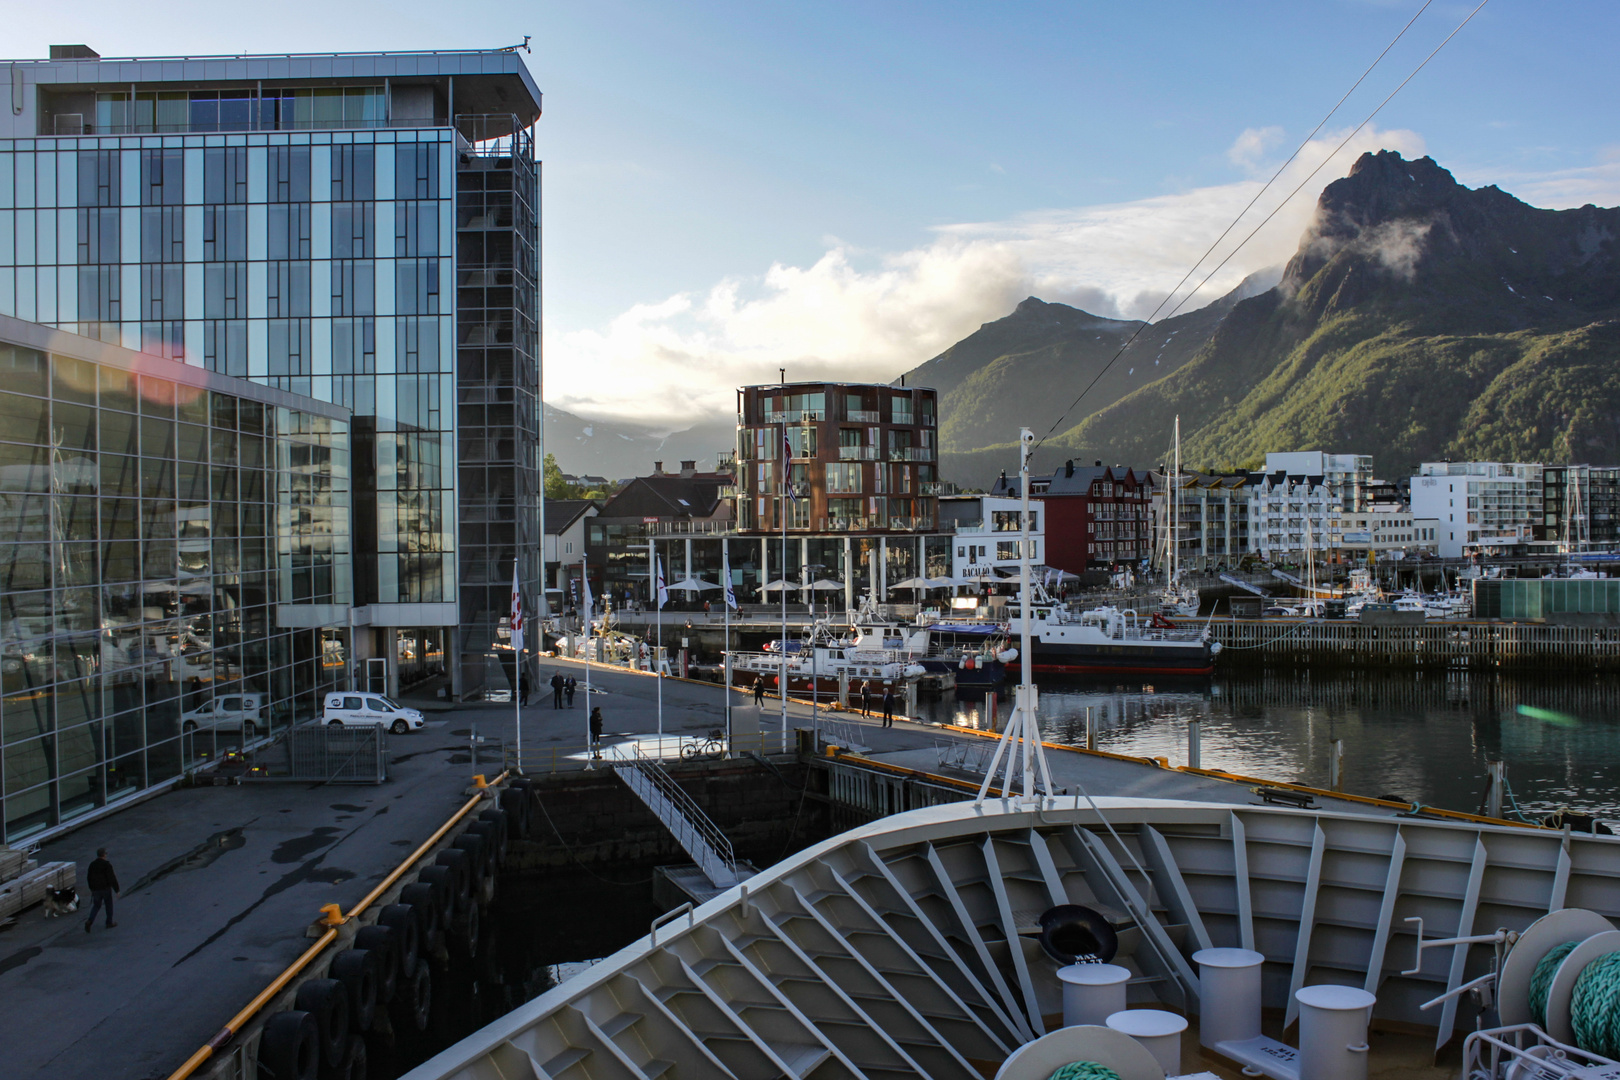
181, 693, 267, 738
321, 693, 426, 734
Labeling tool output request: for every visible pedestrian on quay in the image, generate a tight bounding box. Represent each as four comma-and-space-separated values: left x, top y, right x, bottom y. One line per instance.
753, 675, 767, 707
881, 685, 896, 728
703, 599, 711, 617
519, 670, 531, 707
84, 847, 119, 932
550, 671, 565, 709
859, 679, 871, 717
589, 706, 604, 757
564, 675, 577, 708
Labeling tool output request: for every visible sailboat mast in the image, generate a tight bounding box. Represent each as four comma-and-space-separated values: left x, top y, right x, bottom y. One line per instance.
1172, 416, 1180, 588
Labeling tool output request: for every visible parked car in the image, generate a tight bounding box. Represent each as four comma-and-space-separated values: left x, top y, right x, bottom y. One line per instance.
321, 693, 425, 734
180, 693, 267, 738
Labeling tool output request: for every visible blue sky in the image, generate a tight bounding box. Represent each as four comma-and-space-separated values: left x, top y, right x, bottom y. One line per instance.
13, 1, 1620, 426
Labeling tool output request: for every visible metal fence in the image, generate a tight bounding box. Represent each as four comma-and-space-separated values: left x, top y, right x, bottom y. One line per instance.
249, 724, 390, 784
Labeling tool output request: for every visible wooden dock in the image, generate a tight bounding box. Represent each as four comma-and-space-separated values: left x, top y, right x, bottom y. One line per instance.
1208, 618, 1620, 672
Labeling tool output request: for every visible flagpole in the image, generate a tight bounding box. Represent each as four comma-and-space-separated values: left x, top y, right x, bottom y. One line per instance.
779, 368, 789, 754
649, 536, 663, 741
723, 548, 734, 756
580, 558, 593, 761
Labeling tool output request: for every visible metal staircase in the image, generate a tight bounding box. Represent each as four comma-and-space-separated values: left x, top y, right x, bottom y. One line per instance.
611, 743, 739, 887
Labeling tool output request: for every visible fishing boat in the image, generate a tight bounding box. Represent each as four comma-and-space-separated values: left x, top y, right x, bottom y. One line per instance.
843, 602, 1017, 695
1006, 594, 1220, 676
404, 795, 1620, 1080
726, 620, 930, 697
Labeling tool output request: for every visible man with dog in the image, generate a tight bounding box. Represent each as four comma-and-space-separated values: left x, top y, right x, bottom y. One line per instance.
84, 847, 119, 932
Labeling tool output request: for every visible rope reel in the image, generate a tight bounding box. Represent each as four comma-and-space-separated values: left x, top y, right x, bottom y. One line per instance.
1498, 909, 1620, 1058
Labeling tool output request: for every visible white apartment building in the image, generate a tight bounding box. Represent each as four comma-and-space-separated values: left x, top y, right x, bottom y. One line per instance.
1265, 452, 1373, 512
1248, 472, 1343, 560
1410, 462, 1543, 558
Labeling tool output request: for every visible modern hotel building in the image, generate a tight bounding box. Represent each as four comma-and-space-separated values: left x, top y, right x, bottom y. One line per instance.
0, 45, 542, 838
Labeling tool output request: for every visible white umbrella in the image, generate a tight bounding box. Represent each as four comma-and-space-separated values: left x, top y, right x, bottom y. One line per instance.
810, 578, 845, 591
666, 577, 720, 592
889, 576, 931, 590
923, 576, 961, 589
759, 579, 798, 592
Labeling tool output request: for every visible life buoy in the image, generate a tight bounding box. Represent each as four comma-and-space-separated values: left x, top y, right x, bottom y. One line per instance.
292, 977, 350, 1068
257, 1010, 319, 1080
327, 947, 379, 1033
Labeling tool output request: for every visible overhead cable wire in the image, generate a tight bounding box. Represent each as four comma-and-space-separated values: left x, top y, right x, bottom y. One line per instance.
1029, 0, 1482, 460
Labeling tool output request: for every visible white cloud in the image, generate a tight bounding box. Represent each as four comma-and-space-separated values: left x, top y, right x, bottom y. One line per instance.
548, 123, 1428, 428
1475, 147, 1620, 209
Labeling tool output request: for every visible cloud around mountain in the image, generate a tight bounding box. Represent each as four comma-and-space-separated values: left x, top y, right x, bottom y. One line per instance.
546, 122, 1620, 431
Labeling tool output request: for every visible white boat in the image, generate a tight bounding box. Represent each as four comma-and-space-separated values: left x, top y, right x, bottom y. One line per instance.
727, 622, 928, 697
404, 795, 1620, 1080
1006, 597, 1220, 676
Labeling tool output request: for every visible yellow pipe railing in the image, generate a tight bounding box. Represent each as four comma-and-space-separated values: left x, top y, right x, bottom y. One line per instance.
165, 770, 511, 1080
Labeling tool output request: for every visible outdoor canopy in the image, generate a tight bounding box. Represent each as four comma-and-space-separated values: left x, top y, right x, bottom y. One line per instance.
666, 577, 721, 592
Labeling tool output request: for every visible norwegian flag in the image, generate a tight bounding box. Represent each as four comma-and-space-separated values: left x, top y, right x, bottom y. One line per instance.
509, 560, 524, 654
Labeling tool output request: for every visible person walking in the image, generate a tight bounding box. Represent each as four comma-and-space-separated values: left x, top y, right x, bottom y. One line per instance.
550, 671, 565, 709
859, 678, 871, 717
564, 675, 577, 708
589, 706, 604, 757
753, 675, 767, 707
84, 847, 119, 932
881, 685, 896, 728
519, 670, 531, 707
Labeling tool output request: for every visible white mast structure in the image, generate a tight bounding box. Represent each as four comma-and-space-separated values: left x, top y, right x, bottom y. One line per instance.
778, 369, 790, 753
976, 428, 1054, 803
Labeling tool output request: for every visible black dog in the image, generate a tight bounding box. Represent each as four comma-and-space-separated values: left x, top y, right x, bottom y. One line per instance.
43, 886, 79, 917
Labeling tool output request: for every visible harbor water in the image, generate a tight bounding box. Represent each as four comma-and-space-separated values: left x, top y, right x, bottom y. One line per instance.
917, 670, 1620, 829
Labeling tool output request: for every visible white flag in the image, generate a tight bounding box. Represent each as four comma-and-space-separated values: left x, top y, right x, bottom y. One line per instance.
509, 560, 524, 655
723, 551, 738, 610
580, 560, 593, 619
656, 556, 669, 610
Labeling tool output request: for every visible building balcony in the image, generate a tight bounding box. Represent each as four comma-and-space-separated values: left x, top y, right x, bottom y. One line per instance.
649, 520, 734, 536
889, 447, 935, 463
838, 445, 880, 461
846, 410, 882, 423
919, 481, 954, 496
764, 409, 827, 424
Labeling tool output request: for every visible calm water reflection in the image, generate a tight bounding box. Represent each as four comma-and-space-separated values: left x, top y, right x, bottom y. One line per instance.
918, 671, 1620, 827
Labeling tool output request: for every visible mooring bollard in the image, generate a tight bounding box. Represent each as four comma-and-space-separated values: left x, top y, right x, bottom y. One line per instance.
1330, 738, 1344, 791
1188, 718, 1201, 769
1085, 706, 1096, 751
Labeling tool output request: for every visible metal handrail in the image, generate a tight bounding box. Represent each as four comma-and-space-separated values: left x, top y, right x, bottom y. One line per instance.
615, 744, 737, 882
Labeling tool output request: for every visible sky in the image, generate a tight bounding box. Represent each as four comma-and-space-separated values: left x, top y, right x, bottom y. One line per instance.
12, 1, 1620, 430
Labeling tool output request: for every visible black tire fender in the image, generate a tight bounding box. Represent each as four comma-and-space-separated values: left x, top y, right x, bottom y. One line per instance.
395, 957, 433, 1033
451, 832, 488, 886
352, 924, 399, 1004
475, 808, 510, 857
432, 848, 473, 908
292, 977, 350, 1068
414, 865, 460, 922
326, 948, 378, 1033
398, 882, 442, 942
330, 1032, 367, 1080
498, 788, 531, 837
257, 1009, 319, 1080
459, 899, 480, 957
377, 904, 421, 974
467, 819, 506, 868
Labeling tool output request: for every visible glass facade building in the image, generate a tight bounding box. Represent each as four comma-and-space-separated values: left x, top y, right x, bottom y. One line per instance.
0, 48, 543, 697
0, 313, 350, 842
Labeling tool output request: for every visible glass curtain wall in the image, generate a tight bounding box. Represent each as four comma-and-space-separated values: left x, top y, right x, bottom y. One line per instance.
0, 342, 349, 843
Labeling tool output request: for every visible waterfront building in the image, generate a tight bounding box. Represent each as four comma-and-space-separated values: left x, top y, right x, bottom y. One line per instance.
1336, 511, 1441, 561
1536, 466, 1620, 550
585, 460, 732, 606
0, 314, 349, 842
990, 461, 1151, 575
937, 494, 1046, 581
0, 44, 542, 699
1264, 451, 1373, 512
1411, 462, 1543, 558
1246, 471, 1344, 561
1150, 470, 1253, 571
542, 498, 597, 599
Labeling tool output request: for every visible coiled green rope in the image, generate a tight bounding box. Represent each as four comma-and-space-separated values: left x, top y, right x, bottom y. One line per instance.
1530, 942, 1578, 1029
1047, 1063, 1122, 1080
1570, 952, 1620, 1060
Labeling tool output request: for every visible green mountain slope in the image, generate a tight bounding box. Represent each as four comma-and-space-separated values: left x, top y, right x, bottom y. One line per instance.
935, 151, 1620, 487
